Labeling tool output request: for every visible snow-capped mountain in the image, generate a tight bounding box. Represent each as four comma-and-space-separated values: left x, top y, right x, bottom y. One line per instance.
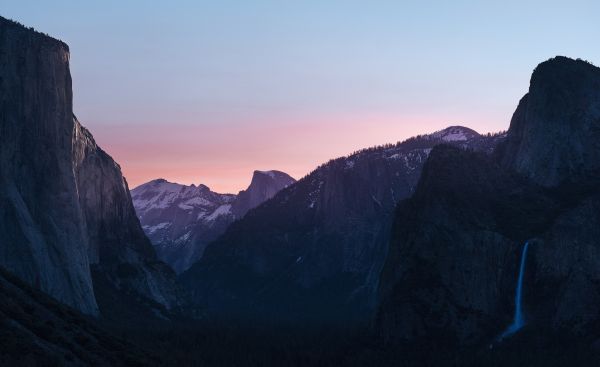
429, 125, 480, 142
131, 170, 295, 273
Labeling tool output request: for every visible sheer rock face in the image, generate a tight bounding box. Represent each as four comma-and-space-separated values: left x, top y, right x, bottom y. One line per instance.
73, 121, 178, 311
231, 170, 296, 218
377, 57, 600, 346
73, 121, 154, 265
500, 57, 600, 187
0, 17, 98, 315
377, 146, 558, 344
528, 192, 600, 333
131, 170, 295, 273
0, 17, 177, 315
180, 127, 503, 324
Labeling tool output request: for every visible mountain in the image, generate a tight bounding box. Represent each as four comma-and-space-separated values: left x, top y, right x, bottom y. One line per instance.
131, 170, 295, 273
0, 16, 177, 318
179, 126, 504, 324
376, 57, 600, 360
231, 170, 297, 218
131, 180, 236, 274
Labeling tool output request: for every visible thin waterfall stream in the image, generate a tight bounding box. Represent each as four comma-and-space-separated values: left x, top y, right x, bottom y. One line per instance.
499, 241, 530, 340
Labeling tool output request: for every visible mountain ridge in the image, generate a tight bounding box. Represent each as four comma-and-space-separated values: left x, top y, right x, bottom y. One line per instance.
180, 125, 505, 324
131, 170, 295, 273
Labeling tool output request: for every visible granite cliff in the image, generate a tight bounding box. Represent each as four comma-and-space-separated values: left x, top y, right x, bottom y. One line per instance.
0, 16, 178, 317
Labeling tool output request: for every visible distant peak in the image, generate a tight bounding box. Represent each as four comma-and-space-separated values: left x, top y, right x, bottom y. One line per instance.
129, 178, 172, 192
197, 184, 210, 191
429, 126, 480, 142
244, 170, 296, 192
437, 125, 479, 134
253, 170, 294, 181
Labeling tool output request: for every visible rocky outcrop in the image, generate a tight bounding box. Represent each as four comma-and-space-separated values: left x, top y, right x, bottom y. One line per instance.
231, 170, 296, 218
0, 16, 177, 316
377, 57, 600, 349
73, 121, 178, 311
500, 57, 600, 187
131, 170, 294, 273
180, 126, 503, 324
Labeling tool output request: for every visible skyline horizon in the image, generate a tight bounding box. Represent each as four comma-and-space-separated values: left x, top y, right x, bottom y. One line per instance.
125, 122, 502, 193
4, 1, 598, 192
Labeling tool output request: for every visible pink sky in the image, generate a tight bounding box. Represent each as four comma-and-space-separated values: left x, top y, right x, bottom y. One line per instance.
8, 0, 598, 194
91, 112, 506, 193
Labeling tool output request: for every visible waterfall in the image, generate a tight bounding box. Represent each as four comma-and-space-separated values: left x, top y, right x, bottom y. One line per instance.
499, 241, 530, 340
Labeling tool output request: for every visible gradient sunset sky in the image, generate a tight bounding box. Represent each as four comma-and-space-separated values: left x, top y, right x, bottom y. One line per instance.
5, 1, 599, 192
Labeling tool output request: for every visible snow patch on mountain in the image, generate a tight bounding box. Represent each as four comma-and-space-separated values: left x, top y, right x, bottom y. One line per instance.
442, 130, 468, 141
206, 204, 232, 221
143, 222, 171, 234
429, 126, 480, 142
184, 197, 214, 207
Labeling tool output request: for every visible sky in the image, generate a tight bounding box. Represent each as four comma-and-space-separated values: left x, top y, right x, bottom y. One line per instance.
4, 1, 600, 192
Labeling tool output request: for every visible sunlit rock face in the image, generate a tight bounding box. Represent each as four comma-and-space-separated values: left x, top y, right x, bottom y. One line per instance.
0, 16, 178, 315
377, 57, 600, 348
72, 121, 179, 312
180, 126, 502, 325
131, 170, 295, 273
